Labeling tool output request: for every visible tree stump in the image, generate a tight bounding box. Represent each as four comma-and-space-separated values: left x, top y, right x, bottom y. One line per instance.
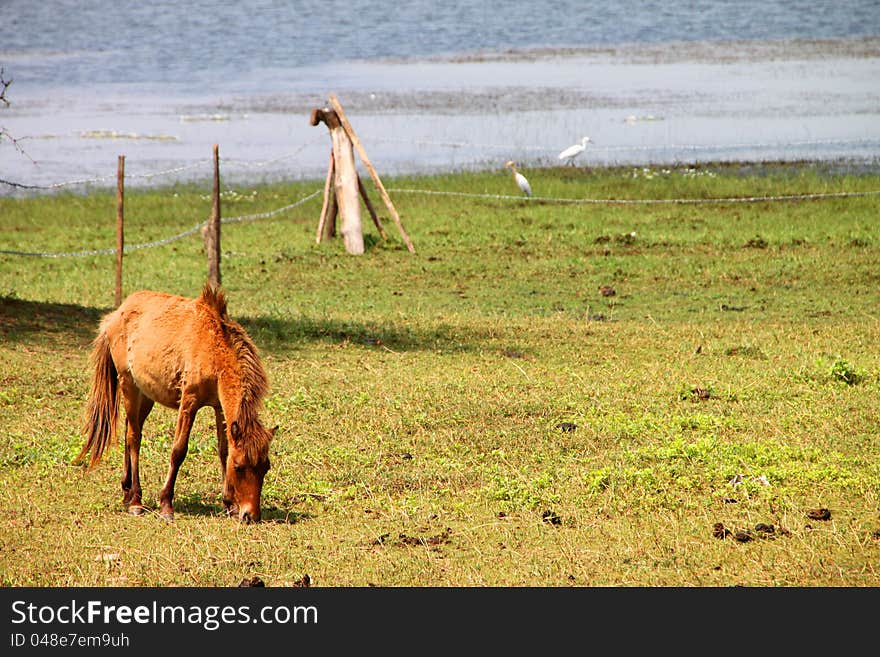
327, 94, 414, 254
311, 96, 413, 254
310, 107, 364, 255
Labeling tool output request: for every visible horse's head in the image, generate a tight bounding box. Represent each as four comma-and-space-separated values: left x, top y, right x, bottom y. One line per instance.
223, 420, 275, 523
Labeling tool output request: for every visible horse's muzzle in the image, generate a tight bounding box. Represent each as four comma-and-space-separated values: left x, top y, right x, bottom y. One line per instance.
238, 505, 260, 524
224, 497, 260, 523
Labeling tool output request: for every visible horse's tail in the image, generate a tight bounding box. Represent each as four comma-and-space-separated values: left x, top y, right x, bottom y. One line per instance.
75, 332, 119, 470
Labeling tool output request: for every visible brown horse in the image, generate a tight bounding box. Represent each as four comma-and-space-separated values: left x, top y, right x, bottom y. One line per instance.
75, 282, 274, 523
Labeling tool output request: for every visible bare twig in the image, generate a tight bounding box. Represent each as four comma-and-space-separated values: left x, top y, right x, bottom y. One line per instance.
0, 67, 31, 159
0, 67, 10, 107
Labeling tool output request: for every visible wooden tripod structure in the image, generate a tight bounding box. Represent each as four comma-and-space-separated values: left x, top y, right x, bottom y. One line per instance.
310, 94, 415, 255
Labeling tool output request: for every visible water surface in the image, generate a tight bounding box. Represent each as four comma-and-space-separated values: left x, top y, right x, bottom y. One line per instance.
2, 1, 878, 191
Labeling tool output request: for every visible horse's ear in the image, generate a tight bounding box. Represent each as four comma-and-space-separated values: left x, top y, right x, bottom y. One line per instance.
230, 421, 242, 442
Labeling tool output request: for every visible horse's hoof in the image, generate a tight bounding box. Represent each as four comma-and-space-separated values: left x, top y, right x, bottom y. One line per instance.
128, 506, 145, 516
159, 512, 174, 521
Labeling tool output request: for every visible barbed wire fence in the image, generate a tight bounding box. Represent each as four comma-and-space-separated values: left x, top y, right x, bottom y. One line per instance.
0, 190, 324, 259
386, 188, 880, 204
1, 135, 879, 263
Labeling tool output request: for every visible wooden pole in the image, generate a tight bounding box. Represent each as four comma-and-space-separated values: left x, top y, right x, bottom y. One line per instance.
325, 181, 338, 240
357, 174, 388, 240
115, 155, 124, 307
207, 144, 221, 286
328, 94, 415, 253
316, 150, 336, 243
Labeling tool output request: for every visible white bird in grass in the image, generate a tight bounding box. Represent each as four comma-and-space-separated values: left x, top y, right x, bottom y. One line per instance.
505, 160, 532, 197
558, 136, 592, 166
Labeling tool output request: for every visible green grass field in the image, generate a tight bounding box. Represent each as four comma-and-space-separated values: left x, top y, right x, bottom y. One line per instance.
1, 162, 879, 586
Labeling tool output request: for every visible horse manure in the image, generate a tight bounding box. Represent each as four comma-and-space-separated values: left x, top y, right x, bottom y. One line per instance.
393, 529, 452, 547
425, 528, 452, 546
238, 576, 265, 587
806, 508, 831, 521
733, 529, 753, 542
290, 574, 311, 588
692, 387, 712, 400
712, 522, 731, 539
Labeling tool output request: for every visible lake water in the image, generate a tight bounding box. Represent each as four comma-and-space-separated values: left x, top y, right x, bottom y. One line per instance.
2, 0, 879, 192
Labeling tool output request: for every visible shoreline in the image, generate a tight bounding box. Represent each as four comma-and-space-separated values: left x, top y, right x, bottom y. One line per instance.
3, 158, 880, 201
391, 35, 880, 65
2, 36, 879, 192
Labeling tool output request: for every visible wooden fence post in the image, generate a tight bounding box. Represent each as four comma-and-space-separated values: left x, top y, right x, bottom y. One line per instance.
115, 155, 124, 307
207, 144, 222, 286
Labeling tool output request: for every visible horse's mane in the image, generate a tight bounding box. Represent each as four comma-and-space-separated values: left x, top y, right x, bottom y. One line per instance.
200, 283, 271, 460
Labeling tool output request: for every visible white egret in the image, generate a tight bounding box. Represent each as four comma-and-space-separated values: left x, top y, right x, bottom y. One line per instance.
558, 136, 591, 166
505, 160, 532, 197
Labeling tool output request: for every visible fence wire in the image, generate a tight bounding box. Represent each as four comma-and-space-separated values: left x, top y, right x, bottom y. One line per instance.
387, 188, 880, 204
0, 189, 322, 258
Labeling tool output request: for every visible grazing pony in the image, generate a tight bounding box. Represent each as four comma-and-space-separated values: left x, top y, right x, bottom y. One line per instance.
76, 283, 274, 523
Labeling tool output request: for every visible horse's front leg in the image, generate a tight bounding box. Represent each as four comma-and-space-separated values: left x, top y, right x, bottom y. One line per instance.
158, 395, 198, 520
214, 407, 235, 516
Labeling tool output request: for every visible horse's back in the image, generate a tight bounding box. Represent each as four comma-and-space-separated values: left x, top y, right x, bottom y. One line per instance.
103, 290, 205, 409
105, 290, 196, 349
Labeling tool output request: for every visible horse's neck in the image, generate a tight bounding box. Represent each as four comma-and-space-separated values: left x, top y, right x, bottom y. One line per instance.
214, 321, 267, 434
217, 373, 245, 426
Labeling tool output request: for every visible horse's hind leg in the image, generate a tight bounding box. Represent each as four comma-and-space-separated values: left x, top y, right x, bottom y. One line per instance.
120, 381, 153, 515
